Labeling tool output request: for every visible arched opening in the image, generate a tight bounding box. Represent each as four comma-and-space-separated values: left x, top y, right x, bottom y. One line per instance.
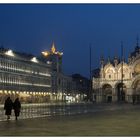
102, 84, 112, 102
134, 63, 140, 75
116, 83, 126, 102
132, 80, 140, 103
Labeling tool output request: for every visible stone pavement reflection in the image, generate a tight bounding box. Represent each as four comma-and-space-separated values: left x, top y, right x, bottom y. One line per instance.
0, 102, 139, 121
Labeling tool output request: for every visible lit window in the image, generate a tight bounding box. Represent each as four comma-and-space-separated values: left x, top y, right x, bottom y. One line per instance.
5, 50, 14, 57
47, 61, 51, 64
42, 51, 49, 57
31, 57, 38, 63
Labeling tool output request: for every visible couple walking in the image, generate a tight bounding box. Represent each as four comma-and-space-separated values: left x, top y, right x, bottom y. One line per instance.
4, 97, 21, 120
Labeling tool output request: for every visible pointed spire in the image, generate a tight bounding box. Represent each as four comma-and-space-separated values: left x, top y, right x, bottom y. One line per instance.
100, 55, 104, 67
128, 53, 131, 63
114, 56, 118, 67
135, 35, 139, 52
100, 55, 104, 61
121, 41, 124, 62
51, 42, 56, 53
107, 56, 110, 63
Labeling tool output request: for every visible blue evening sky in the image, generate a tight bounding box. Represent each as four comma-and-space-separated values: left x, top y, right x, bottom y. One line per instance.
0, 4, 140, 78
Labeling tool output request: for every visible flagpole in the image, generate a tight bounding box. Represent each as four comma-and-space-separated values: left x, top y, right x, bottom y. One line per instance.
121, 41, 124, 101
89, 44, 92, 102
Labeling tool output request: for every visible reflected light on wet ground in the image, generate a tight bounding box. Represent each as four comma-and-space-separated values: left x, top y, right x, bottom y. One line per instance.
0, 102, 139, 121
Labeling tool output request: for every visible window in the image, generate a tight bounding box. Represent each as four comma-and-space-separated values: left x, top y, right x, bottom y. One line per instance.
109, 75, 111, 79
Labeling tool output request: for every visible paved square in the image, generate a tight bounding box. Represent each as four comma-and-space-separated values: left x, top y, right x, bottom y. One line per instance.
0, 104, 140, 136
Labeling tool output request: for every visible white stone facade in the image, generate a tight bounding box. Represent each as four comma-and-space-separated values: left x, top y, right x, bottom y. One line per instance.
93, 44, 140, 103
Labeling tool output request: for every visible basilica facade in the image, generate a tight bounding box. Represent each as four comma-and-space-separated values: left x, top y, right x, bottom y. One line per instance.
92, 41, 140, 103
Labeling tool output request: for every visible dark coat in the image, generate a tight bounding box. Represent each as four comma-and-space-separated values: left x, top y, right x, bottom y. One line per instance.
4, 98, 13, 115
13, 99, 21, 117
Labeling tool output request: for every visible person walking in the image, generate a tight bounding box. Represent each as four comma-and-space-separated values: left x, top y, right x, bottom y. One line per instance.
4, 96, 13, 120
13, 97, 21, 120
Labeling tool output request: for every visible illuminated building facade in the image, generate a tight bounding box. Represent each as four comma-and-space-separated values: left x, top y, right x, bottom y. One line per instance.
0, 43, 87, 104
0, 47, 52, 103
42, 43, 86, 103
42, 43, 63, 95
93, 40, 140, 103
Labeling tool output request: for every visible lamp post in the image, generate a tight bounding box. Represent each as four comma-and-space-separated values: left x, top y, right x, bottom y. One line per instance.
121, 41, 124, 101
89, 44, 92, 102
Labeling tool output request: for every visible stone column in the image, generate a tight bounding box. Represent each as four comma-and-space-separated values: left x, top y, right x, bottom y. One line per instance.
126, 88, 134, 103
96, 88, 103, 103
95, 89, 100, 103
112, 88, 117, 102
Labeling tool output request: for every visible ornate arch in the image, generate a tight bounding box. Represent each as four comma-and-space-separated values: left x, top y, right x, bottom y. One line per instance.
117, 62, 129, 72
104, 64, 115, 73
115, 82, 126, 101
102, 83, 112, 102
131, 74, 140, 88
104, 64, 115, 80
131, 75, 140, 96
131, 57, 140, 68
132, 59, 140, 74
114, 81, 127, 89
116, 63, 130, 80
102, 83, 112, 89
102, 84, 112, 94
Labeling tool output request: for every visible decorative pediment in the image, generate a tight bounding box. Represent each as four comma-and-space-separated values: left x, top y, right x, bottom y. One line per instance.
104, 64, 115, 74
117, 62, 129, 73
134, 63, 140, 74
